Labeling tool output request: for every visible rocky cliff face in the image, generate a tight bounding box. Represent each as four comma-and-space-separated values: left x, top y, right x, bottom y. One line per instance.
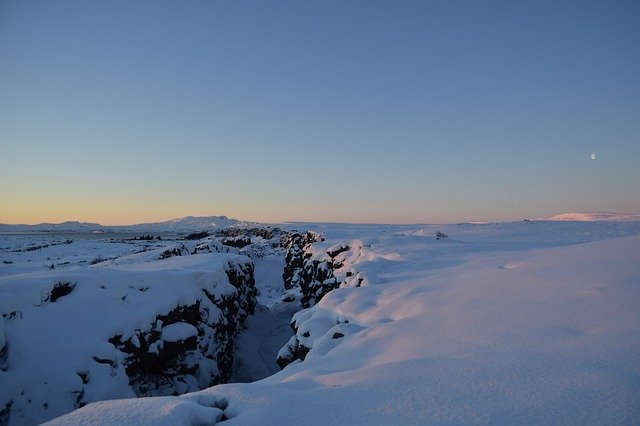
282, 236, 365, 308
0, 225, 359, 424
277, 239, 366, 368
107, 260, 256, 398
282, 231, 324, 292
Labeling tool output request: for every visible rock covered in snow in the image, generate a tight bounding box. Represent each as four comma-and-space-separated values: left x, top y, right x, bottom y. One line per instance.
282, 236, 366, 310
281, 231, 324, 291
277, 240, 369, 367
0, 253, 256, 425
161, 322, 198, 343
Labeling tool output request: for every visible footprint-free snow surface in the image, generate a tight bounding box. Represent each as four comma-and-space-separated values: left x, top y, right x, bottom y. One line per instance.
1, 219, 640, 425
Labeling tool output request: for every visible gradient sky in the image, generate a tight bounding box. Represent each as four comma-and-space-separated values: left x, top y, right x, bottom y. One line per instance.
1, 0, 639, 225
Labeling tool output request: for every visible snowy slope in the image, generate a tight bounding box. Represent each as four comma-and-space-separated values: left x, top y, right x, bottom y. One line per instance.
546, 212, 640, 221
46, 224, 640, 425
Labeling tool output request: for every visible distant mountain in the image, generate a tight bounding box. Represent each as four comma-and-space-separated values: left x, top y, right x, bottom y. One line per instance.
0, 216, 256, 233
0, 221, 103, 233
546, 212, 640, 222
116, 216, 256, 232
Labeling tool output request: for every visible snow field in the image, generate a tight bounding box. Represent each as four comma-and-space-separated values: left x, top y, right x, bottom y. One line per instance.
2, 218, 640, 425
56, 222, 640, 424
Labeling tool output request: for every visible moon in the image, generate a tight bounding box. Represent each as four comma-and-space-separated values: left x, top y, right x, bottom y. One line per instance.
590, 153, 597, 160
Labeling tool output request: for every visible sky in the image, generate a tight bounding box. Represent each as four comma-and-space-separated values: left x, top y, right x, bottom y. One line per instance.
0, 0, 639, 225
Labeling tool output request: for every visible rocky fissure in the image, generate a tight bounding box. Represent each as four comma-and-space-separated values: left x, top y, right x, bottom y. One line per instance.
276, 238, 365, 369
106, 261, 257, 399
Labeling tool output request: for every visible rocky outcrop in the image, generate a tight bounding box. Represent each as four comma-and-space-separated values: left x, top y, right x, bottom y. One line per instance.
107, 260, 256, 398
282, 236, 365, 309
281, 232, 324, 292
46, 282, 76, 303
277, 307, 362, 369
277, 240, 367, 368
0, 253, 256, 425
158, 244, 190, 260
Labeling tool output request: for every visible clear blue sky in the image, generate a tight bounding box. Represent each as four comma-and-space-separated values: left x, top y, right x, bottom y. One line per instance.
1, 0, 638, 224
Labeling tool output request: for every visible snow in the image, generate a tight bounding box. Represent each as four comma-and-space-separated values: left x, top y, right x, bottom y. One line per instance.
0, 234, 179, 277
38, 220, 640, 425
546, 211, 640, 221
42, 395, 226, 426
231, 253, 299, 383
231, 304, 298, 383
161, 323, 198, 343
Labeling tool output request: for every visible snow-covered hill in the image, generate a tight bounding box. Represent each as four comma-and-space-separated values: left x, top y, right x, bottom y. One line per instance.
546, 211, 640, 221
118, 216, 256, 232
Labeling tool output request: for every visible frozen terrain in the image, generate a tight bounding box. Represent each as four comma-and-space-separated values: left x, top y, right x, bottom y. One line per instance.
1, 216, 640, 425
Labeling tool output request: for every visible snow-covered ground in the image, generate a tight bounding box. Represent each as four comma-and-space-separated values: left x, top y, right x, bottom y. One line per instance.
2, 217, 640, 425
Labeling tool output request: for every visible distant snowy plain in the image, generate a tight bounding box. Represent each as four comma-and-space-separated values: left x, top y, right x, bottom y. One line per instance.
1, 215, 639, 425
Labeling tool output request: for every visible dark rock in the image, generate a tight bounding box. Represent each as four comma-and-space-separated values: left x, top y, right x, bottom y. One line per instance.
282, 232, 323, 291
276, 339, 310, 369
328, 244, 350, 259
1, 400, 12, 425
47, 282, 75, 303
92, 356, 116, 368
159, 246, 188, 260
184, 231, 210, 240
76, 372, 89, 384
221, 237, 251, 248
